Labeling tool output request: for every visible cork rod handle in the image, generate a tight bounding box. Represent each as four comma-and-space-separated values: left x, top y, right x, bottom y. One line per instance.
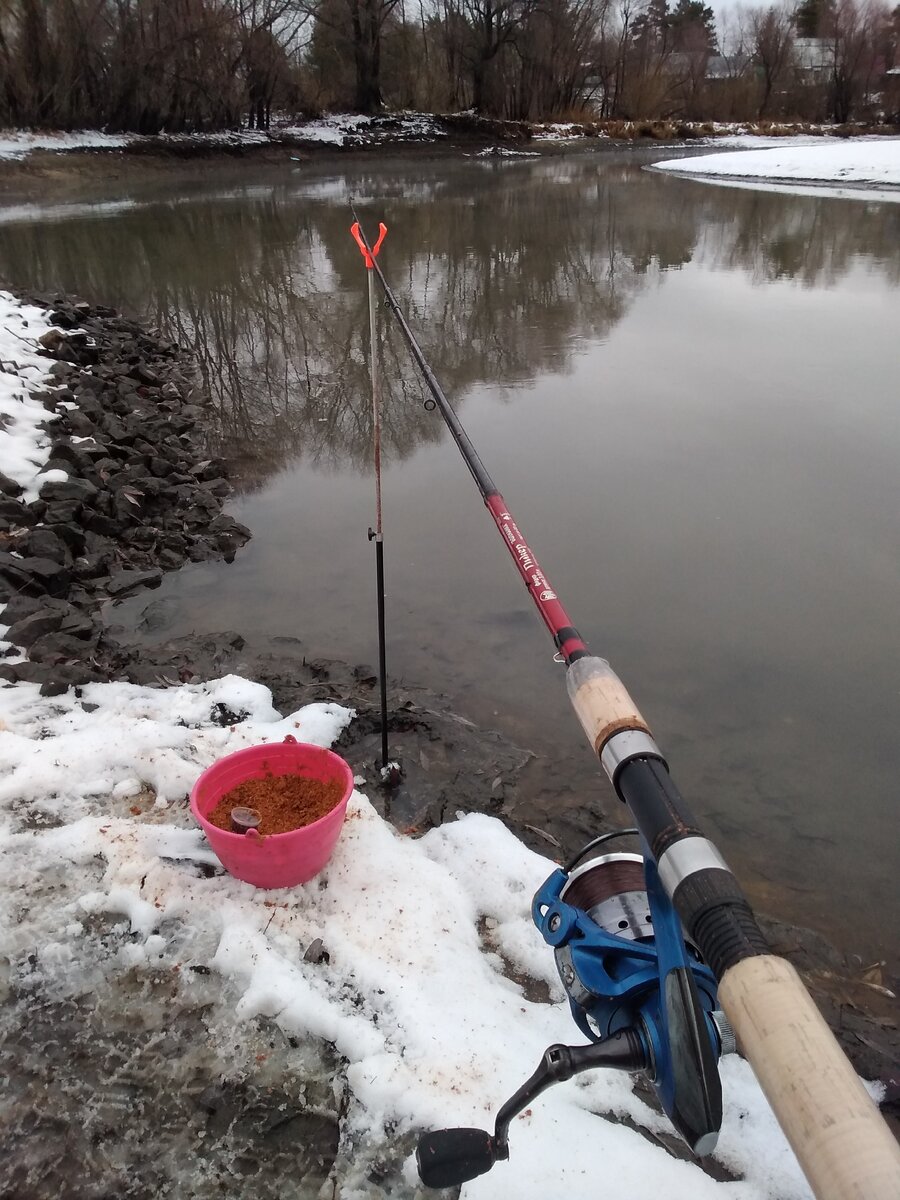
565, 657, 900, 1199
718, 956, 900, 1200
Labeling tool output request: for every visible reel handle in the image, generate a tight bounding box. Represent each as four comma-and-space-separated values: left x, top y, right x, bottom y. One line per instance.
416, 1032, 647, 1188
416, 1128, 497, 1188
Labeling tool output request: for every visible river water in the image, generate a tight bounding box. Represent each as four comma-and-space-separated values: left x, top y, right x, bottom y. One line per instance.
1, 146, 898, 974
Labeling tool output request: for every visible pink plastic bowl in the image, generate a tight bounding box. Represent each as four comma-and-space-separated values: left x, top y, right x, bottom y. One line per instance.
190, 738, 354, 888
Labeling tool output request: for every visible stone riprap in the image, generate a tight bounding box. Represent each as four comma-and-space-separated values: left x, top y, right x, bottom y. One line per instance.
0, 298, 250, 694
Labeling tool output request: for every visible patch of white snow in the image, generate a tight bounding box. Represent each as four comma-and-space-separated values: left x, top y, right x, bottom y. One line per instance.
0, 676, 826, 1198
650, 138, 900, 199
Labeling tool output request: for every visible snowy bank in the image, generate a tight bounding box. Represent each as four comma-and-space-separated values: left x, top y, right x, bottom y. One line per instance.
0, 114, 447, 161
0, 294, 57, 501
650, 138, 900, 199
0, 675, 820, 1198
0, 129, 132, 160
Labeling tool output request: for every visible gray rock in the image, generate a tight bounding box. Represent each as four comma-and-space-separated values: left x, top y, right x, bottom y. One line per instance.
62, 410, 95, 437
44, 523, 86, 555
41, 500, 85, 525
0, 471, 23, 497
22, 528, 70, 566
48, 309, 76, 329
0, 496, 33, 525
131, 364, 160, 386
81, 509, 119, 537
58, 611, 96, 639
39, 478, 98, 505
74, 553, 111, 581
0, 553, 71, 598
29, 631, 99, 663
138, 597, 179, 632
0, 661, 50, 685
106, 569, 163, 598
38, 328, 67, 352
0, 593, 60, 624
46, 442, 92, 473
40, 664, 100, 696
5, 609, 65, 648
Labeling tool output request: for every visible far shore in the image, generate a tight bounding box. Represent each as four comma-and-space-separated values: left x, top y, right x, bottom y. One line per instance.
2, 114, 898, 204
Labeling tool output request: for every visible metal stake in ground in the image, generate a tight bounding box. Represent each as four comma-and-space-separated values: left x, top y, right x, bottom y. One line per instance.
350, 215, 399, 787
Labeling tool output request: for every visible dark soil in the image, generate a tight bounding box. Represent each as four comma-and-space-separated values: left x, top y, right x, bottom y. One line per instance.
207, 773, 345, 835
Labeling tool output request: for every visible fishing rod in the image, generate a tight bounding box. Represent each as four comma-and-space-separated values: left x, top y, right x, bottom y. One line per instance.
349, 215, 900, 1200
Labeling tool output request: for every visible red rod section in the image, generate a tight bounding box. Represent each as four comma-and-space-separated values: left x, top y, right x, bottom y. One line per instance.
351, 210, 589, 665
484, 494, 588, 663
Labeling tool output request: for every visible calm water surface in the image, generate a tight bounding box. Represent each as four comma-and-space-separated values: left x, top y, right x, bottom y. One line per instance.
1, 149, 898, 970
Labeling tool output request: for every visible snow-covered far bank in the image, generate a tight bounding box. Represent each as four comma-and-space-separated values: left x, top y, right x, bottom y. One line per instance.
5, 117, 895, 162
650, 138, 900, 199
0, 129, 132, 160
0, 114, 448, 160
0, 675, 823, 1198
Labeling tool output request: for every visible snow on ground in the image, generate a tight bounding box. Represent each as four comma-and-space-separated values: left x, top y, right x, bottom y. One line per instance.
473, 146, 541, 160
532, 122, 595, 141
0, 667, 818, 1198
0, 129, 131, 160
706, 134, 840, 149
284, 113, 371, 145
651, 138, 900, 197
0, 114, 448, 160
0, 294, 61, 501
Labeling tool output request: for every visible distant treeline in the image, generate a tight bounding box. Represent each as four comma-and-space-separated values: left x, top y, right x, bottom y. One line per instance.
0, 0, 897, 131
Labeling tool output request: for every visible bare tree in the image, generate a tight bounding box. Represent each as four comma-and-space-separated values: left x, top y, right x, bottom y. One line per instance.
824, 0, 886, 121
234, 0, 306, 128
303, 0, 401, 111
750, 4, 794, 116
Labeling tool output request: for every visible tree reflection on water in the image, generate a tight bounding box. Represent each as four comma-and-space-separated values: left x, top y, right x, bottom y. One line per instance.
0, 156, 896, 489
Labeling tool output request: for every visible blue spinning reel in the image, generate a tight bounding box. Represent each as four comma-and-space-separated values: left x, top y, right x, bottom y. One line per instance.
417, 831, 735, 1189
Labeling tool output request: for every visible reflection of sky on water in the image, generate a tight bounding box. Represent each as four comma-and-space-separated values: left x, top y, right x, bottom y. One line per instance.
0, 152, 897, 968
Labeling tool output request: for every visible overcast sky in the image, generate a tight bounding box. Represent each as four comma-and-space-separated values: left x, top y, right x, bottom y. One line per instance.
709, 0, 784, 15
710, 0, 785, 36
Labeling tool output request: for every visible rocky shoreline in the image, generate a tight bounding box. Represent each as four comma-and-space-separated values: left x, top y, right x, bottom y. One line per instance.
0, 296, 249, 694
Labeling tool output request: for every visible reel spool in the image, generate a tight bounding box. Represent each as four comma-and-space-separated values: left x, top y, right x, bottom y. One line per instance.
562, 851, 652, 942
